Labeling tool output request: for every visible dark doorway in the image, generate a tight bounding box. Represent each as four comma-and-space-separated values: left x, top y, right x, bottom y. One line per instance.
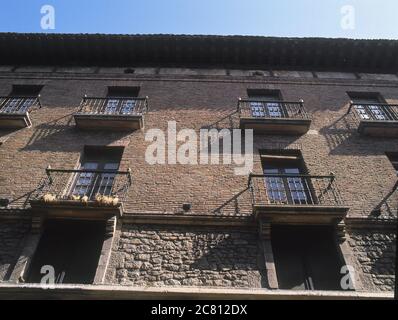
27, 220, 106, 284
272, 225, 344, 290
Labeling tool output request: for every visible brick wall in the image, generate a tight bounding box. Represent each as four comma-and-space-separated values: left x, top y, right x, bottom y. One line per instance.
0, 73, 397, 217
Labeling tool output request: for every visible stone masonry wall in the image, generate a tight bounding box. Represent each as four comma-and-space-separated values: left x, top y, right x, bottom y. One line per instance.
109, 224, 264, 288
0, 219, 30, 281
347, 227, 396, 291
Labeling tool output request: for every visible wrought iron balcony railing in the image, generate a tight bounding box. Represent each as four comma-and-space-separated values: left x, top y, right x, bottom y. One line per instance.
76, 96, 148, 116
238, 99, 310, 120
348, 102, 398, 122
32, 167, 132, 207
0, 96, 41, 114
249, 173, 344, 208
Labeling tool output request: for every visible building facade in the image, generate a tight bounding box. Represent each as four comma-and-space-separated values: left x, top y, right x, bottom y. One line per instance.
0, 34, 396, 299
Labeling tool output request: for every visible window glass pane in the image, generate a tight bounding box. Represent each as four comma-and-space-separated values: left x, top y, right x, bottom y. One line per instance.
264, 168, 279, 174
104, 99, 119, 114
248, 91, 281, 118
68, 148, 123, 199
284, 168, 300, 174
73, 162, 98, 196
262, 159, 312, 205
98, 163, 119, 196
18, 98, 35, 113
354, 105, 370, 120
264, 176, 287, 203
263, 168, 286, 203
369, 105, 387, 120
266, 102, 283, 118
250, 102, 265, 117
120, 100, 136, 114
349, 93, 392, 120
104, 163, 119, 170
2, 98, 21, 113
354, 104, 391, 120
284, 168, 308, 203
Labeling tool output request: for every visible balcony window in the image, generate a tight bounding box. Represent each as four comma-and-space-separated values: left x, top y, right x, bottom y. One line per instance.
347, 92, 398, 137
0, 85, 42, 128
104, 99, 119, 114
239, 89, 311, 134
250, 101, 285, 118
30, 147, 131, 217
249, 151, 348, 222
248, 89, 283, 118
354, 104, 395, 121
72, 162, 119, 198
102, 99, 137, 115
272, 225, 345, 290
0, 97, 36, 114
261, 153, 317, 205
104, 86, 139, 115
74, 86, 147, 130
264, 167, 312, 205
121, 100, 136, 114
68, 147, 122, 199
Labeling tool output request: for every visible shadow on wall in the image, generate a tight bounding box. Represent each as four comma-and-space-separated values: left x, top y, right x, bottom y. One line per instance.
0, 221, 30, 281
21, 113, 77, 152
0, 129, 20, 143
20, 113, 133, 152
319, 110, 358, 155
369, 233, 396, 289
319, 108, 396, 156
210, 187, 251, 216
370, 181, 398, 219
201, 109, 240, 131
6, 188, 38, 209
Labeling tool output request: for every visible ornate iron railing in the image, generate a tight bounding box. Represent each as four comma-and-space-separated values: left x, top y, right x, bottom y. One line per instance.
0, 96, 41, 114
249, 173, 344, 207
76, 96, 148, 116
33, 167, 132, 205
347, 102, 398, 122
238, 99, 310, 120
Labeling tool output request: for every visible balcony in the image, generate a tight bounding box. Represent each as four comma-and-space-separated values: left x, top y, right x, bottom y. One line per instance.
249, 174, 349, 224
238, 99, 311, 135
30, 167, 132, 218
0, 96, 41, 128
73, 96, 148, 131
348, 102, 398, 137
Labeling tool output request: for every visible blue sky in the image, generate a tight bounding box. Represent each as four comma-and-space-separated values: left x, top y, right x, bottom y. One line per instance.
0, 0, 397, 39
